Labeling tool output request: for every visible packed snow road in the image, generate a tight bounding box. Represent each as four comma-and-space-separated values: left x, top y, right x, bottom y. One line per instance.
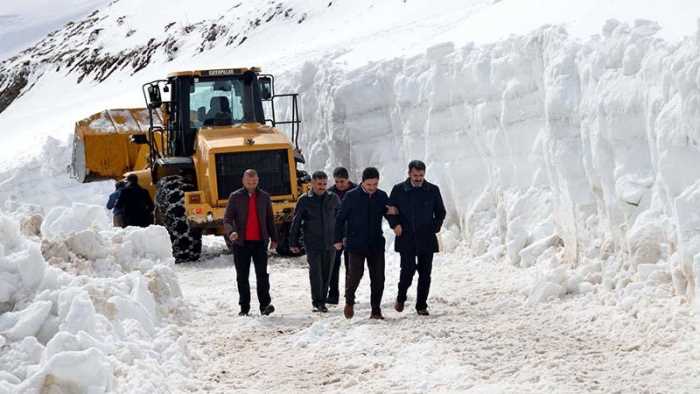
176, 238, 700, 393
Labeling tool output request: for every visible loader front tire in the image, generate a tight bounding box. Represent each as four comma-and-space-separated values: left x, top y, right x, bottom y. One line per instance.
155, 176, 202, 263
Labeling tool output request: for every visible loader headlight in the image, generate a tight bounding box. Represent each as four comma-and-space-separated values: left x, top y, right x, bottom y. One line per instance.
188, 193, 202, 204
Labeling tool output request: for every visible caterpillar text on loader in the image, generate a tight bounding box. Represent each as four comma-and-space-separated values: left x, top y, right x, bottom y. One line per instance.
71, 67, 310, 262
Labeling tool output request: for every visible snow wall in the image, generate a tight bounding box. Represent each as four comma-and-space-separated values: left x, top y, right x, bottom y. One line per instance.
288, 20, 700, 303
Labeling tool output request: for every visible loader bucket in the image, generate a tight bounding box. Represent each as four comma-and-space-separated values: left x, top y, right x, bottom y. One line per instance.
70, 108, 162, 182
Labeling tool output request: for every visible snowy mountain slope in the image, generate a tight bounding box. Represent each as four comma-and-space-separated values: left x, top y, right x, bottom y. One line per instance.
0, 0, 111, 61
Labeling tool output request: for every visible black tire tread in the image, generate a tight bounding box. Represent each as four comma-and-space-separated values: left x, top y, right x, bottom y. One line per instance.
155, 176, 202, 263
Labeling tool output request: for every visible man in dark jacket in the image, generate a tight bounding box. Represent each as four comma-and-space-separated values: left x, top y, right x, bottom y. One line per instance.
326, 166, 356, 304
389, 160, 446, 316
106, 180, 126, 228
223, 169, 278, 316
114, 174, 154, 227
334, 167, 397, 320
289, 171, 341, 313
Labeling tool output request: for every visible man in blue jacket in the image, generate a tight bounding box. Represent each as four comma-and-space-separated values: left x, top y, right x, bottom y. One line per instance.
389, 160, 446, 316
106, 180, 126, 228
334, 167, 397, 320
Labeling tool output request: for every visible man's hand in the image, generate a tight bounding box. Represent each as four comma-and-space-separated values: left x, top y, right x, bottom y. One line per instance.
228, 232, 238, 242
334, 242, 343, 250
270, 241, 278, 250
393, 224, 403, 237
290, 246, 300, 254
386, 205, 399, 215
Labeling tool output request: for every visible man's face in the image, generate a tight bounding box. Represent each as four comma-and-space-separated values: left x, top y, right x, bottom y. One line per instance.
362, 178, 379, 194
409, 168, 425, 185
334, 177, 350, 191
312, 177, 328, 194
242, 174, 259, 190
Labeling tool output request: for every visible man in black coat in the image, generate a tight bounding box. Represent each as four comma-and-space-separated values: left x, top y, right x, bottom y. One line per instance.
334, 167, 397, 320
289, 171, 341, 313
326, 166, 357, 304
114, 174, 154, 227
389, 160, 446, 316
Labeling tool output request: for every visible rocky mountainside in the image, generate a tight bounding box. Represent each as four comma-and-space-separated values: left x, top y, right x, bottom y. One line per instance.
0, 0, 309, 113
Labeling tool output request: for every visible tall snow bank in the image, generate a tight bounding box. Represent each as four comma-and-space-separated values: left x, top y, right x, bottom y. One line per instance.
0, 207, 192, 393
291, 20, 700, 306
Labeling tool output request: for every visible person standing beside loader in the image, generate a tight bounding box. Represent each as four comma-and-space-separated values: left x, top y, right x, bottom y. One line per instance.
107, 180, 126, 228
114, 174, 154, 227
289, 171, 341, 313
223, 169, 278, 317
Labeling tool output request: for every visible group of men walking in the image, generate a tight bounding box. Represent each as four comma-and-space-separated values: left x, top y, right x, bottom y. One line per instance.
106, 162, 446, 320
223, 161, 446, 320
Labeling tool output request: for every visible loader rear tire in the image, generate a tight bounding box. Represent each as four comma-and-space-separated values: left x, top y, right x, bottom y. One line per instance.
155, 176, 202, 263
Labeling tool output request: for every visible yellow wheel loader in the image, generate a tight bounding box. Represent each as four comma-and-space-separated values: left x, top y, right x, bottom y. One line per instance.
71, 67, 310, 262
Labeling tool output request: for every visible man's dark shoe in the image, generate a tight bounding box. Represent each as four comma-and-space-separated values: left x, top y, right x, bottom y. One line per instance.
370, 309, 384, 320
416, 308, 430, 316
238, 304, 250, 316
394, 300, 405, 313
319, 304, 329, 313
260, 304, 275, 316
344, 304, 354, 319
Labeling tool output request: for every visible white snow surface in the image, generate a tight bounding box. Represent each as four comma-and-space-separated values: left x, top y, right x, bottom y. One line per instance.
175, 237, 700, 393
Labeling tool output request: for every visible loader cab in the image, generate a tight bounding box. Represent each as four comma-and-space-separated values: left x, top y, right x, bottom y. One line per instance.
168, 68, 267, 157
142, 68, 275, 156
141, 67, 302, 184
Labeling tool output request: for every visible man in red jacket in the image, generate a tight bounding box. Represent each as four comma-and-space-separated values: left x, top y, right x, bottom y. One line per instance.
223, 169, 278, 316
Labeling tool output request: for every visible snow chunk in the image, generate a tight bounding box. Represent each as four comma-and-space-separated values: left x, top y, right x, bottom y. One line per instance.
0, 300, 52, 341
41, 204, 110, 239
19, 348, 112, 393
13, 244, 46, 291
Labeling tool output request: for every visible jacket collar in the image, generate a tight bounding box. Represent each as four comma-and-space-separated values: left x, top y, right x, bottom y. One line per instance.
360, 184, 376, 196
235, 187, 261, 196
307, 190, 328, 198
330, 182, 355, 193
402, 178, 432, 192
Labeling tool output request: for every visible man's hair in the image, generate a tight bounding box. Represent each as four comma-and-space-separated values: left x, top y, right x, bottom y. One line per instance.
115, 180, 126, 190
243, 169, 258, 178
361, 167, 380, 181
332, 166, 349, 179
312, 171, 328, 180
408, 160, 426, 172
126, 174, 138, 184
